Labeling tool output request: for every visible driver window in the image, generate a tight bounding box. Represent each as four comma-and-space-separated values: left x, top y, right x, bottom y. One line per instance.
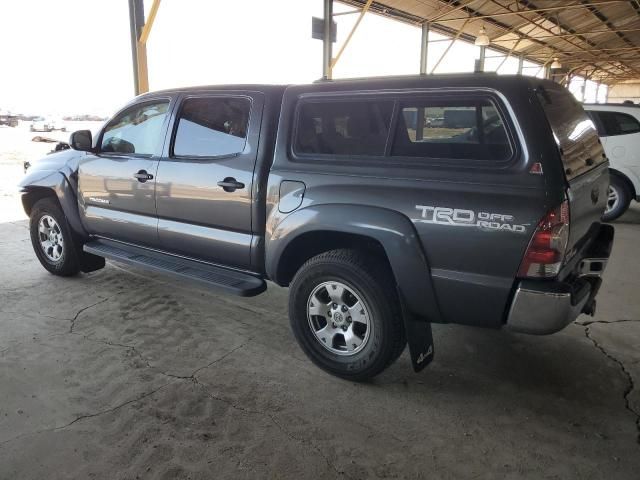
101, 101, 169, 155
391, 98, 512, 161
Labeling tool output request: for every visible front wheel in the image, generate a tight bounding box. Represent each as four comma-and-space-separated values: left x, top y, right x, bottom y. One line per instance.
603, 175, 632, 222
289, 249, 405, 381
29, 197, 81, 276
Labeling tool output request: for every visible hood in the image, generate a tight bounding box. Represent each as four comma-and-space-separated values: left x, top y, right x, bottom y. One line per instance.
19, 149, 87, 189
26, 148, 86, 174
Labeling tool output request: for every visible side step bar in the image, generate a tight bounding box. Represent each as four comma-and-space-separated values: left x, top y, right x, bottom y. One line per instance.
84, 239, 266, 297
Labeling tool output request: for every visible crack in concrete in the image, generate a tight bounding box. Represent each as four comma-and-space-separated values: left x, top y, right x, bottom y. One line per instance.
69, 333, 155, 370
60, 382, 172, 429
72, 333, 249, 382
578, 318, 640, 327
0, 340, 252, 451
0, 382, 173, 448
583, 324, 640, 445
196, 380, 353, 479
69, 297, 111, 333
0, 335, 340, 478
166, 341, 250, 380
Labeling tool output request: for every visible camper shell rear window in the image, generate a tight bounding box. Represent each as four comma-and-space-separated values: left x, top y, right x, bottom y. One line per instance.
535, 84, 605, 180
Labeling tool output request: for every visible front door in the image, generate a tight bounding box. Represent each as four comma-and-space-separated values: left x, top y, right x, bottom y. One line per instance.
78, 98, 172, 247
154, 93, 263, 269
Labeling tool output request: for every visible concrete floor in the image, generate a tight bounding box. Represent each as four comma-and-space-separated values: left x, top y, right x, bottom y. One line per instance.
0, 207, 639, 480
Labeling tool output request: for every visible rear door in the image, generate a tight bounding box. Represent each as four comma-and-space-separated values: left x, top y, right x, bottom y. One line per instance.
535, 84, 608, 254
154, 92, 263, 269
78, 98, 172, 247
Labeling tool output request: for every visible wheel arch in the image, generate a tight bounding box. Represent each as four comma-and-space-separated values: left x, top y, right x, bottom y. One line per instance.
266, 204, 442, 323
609, 167, 637, 199
20, 171, 87, 238
21, 186, 58, 217
275, 230, 390, 287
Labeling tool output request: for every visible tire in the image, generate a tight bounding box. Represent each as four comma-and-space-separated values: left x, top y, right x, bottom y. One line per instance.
603, 174, 632, 222
289, 249, 406, 381
29, 197, 81, 276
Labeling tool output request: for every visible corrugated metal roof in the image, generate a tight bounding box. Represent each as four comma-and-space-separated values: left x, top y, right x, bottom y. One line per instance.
339, 0, 640, 83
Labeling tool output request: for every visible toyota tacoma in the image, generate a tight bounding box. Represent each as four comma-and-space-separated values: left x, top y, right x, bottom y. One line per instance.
19, 74, 614, 380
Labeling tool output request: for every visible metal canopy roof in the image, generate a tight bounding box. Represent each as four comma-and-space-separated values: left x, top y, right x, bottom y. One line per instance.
339, 0, 640, 84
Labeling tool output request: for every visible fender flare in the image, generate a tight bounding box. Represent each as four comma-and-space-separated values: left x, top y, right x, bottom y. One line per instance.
20, 170, 87, 238
266, 204, 443, 323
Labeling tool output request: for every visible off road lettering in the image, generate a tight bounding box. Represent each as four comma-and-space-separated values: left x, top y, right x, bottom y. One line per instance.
415, 205, 527, 233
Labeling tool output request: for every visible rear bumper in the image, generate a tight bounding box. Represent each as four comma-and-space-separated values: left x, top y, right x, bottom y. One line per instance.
506, 224, 614, 335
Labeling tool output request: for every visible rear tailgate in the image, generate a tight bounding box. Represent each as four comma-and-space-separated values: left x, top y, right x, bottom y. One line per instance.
535, 83, 609, 274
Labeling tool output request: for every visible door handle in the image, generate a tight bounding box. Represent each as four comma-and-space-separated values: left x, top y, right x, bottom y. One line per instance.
217, 177, 245, 192
133, 170, 153, 182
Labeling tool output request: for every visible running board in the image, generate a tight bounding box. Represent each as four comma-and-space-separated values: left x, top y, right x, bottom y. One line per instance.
84, 239, 266, 297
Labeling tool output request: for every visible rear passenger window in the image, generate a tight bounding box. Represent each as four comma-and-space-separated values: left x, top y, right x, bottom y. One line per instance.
391, 99, 512, 161
295, 100, 393, 156
173, 97, 250, 157
593, 111, 640, 136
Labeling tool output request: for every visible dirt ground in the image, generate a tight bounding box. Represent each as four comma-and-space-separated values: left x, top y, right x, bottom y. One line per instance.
0, 124, 639, 479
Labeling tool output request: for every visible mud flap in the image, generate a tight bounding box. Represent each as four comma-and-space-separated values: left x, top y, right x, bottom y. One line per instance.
79, 251, 106, 273
399, 293, 434, 372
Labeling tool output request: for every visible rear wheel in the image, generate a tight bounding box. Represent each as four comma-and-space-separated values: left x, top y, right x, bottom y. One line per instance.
289, 249, 405, 381
603, 175, 632, 222
29, 197, 81, 276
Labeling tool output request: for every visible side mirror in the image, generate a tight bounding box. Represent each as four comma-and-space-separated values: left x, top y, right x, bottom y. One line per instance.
69, 130, 93, 152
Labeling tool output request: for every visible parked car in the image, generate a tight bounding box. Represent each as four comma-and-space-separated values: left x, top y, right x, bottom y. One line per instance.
19, 75, 614, 380
30, 117, 66, 132
584, 103, 640, 221
30, 117, 53, 132
0, 110, 19, 127
50, 118, 67, 132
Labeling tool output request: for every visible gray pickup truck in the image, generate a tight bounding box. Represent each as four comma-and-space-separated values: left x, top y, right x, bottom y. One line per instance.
20, 74, 614, 380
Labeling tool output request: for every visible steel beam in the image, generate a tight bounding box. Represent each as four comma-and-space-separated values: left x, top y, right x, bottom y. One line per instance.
490, 27, 640, 44
330, 0, 373, 75
430, 16, 472, 74
128, 0, 161, 95
435, 1, 626, 23
139, 0, 161, 44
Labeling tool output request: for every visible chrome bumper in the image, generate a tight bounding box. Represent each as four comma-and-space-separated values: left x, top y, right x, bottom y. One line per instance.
506, 282, 593, 335
507, 224, 613, 335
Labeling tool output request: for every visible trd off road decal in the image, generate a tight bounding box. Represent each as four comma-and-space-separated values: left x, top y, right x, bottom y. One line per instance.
415, 205, 528, 233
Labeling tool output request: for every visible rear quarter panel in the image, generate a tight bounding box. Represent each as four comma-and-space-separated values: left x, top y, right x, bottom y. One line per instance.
267, 77, 554, 328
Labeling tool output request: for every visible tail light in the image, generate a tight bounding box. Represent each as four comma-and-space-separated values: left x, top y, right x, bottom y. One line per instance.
517, 199, 570, 278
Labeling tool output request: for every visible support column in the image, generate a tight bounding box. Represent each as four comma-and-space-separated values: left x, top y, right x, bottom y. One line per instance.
128, 0, 144, 95
517, 54, 524, 75
595, 82, 601, 103
420, 22, 430, 75
323, 0, 333, 80
476, 46, 486, 72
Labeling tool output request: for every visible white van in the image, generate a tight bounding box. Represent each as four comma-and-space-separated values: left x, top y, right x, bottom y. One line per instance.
585, 104, 640, 221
